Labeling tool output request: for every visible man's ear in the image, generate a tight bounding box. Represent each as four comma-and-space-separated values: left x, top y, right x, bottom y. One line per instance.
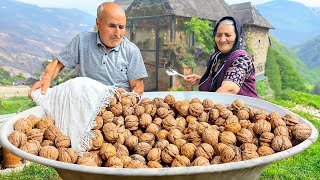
96, 18, 100, 30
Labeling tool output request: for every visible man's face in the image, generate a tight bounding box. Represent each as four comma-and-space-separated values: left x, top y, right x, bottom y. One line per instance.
96, 12, 126, 49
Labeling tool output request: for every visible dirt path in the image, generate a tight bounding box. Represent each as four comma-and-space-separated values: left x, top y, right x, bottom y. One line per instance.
0, 86, 30, 98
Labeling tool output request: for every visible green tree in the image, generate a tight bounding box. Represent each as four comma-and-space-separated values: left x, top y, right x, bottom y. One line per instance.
265, 47, 282, 95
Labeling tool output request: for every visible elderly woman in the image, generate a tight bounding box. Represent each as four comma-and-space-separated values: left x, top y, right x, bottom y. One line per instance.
185, 16, 258, 98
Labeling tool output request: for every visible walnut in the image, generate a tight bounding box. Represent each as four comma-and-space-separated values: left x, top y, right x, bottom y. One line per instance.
202, 98, 214, 111
266, 112, 282, 122
147, 161, 163, 168
77, 156, 98, 167
224, 115, 241, 133
113, 116, 125, 126
219, 131, 237, 145
118, 155, 131, 166
211, 156, 222, 164
140, 97, 152, 106
124, 135, 138, 150
185, 131, 202, 146
93, 116, 103, 130
202, 128, 219, 146
292, 123, 312, 142
26, 128, 44, 143
282, 114, 299, 126
102, 111, 114, 124
55, 135, 71, 148
197, 122, 212, 135
35, 116, 55, 129
186, 115, 197, 123
102, 122, 117, 132
249, 109, 266, 122
26, 115, 40, 128
152, 97, 164, 108
106, 156, 123, 168
185, 119, 199, 134
41, 140, 54, 147
99, 143, 116, 160
240, 143, 257, 152
208, 108, 220, 122
108, 97, 117, 108
162, 115, 177, 131
84, 151, 103, 166
161, 144, 179, 164
195, 143, 214, 160
139, 113, 152, 128
147, 148, 162, 162
153, 117, 162, 126
242, 149, 259, 160
139, 133, 155, 146
20, 140, 41, 155
14, 118, 32, 133
257, 146, 275, 156
259, 132, 275, 145
123, 105, 134, 117
90, 130, 104, 150
120, 97, 132, 107
271, 135, 292, 152
171, 155, 191, 167
174, 100, 190, 110
231, 99, 245, 110
39, 146, 59, 160
180, 143, 197, 160
134, 142, 152, 156
130, 154, 146, 164
237, 110, 250, 120
174, 139, 187, 151
239, 120, 251, 129
168, 129, 184, 144
57, 147, 78, 163
196, 112, 208, 123
164, 94, 176, 106
125, 115, 139, 130
177, 104, 190, 117
219, 108, 233, 119
269, 118, 286, 130
274, 126, 290, 137
146, 123, 160, 135
111, 103, 123, 117
144, 104, 157, 116
214, 117, 226, 126
213, 143, 229, 156
8, 130, 27, 148
189, 103, 204, 117
191, 157, 210, 166
221, 145, 241, 163
154, 139, 170, 150
190, 98, 201, 104
133, 105, 145, 116
124, 160, 145, 168
236, 128, 253, 143
44, 125, 62, 141
156, 107, 169, 119
128, 95, 138, 106
253, 120, 271, 135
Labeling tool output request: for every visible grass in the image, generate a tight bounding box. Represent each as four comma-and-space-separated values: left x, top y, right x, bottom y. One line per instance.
0, 97, 36, 115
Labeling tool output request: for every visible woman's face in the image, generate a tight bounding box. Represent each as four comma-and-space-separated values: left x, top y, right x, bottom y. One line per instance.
215, 23, 236, 53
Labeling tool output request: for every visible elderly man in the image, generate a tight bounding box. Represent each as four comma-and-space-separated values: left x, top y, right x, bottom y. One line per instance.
29, 2, 147, 97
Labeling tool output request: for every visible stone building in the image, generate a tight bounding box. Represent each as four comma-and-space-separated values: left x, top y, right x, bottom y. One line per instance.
115, 0, 273, 91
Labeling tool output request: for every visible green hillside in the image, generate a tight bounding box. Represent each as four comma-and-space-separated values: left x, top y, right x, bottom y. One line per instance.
294, 34, 320, 70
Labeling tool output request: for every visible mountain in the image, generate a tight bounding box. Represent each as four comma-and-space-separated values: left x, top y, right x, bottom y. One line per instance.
0, 0, 95, 77
257, 0, 320, 48
294, 35, 320, 70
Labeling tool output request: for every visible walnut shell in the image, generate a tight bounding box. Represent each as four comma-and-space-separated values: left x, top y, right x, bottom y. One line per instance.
125, 115, 139, 130
253, 120, 271, 135
145, 123, 160, 135
83, 151, 103, 166
106, 156, 123, 168
156, 107, 169, 118
208, 108, 220, 122
231, 99, 245, 110
57, 147, 78, 163
198, 112, 209, 122
197, 122, 212, 135
168, 129, 184, 144
188, 103, 204, 117
266, 112, 282, 122
237, 110, 250, 120
44, 125, 62, 141
154, 139, 170, 150
292, 123, 312, 142
39, 146, 59, 160
162, 115, 177, 131
242, 149, 259, 160
139, 133, 155, 146
202, 98, 214, 111
210, 156, 222, 164
269, 118, 286, 130
185, 131, 202, 146
273, 126, 289, 137
257, 146, 275, 156
144, 104, 157, 116
77, 156, 98, 167
147, 161, 163, 168
236, 128, 253, 144
20, 140, 41, 155
147, 148, 162, 162
174, 139, 187, 151
224, 115, 241, 133
55, 135, 71, 148
124, 135, 139, 150
26, 115, 40, 128
26, 128, 44, 143
221, 146, 242, 163
115, 144, 129, 157
134, 105, 145, 116
14, 118, 32, 133
240, 143, 257, 152
99, 143, 116, 160
171, 155, 191, 167
93, 116, 103, 130
102, 111, 115, 124
139, 113, 152, 128
219, 131, 237, 145
213, 143, 229, 156
180, 143, 197, 160
259, 132, 275, 144
219, 108, 233, 119
130, 154, 146, 164
271, 135, 292, 152
195, 143, 214, 160
249, 109, 266, 122
90, 130, 104, 150
191, 157, 210, 166
124, 160, 145, 168
282, 114, 299, 126
134, 142, 152, 156
36, 116, 55, 129
41, 140, 54, 147
119, 155, 132, 166
202, 128, 219, 146
8, 130, 27, 148
111, 103, 123, 117
161, 144, 179, 164
123, 105, 134, 117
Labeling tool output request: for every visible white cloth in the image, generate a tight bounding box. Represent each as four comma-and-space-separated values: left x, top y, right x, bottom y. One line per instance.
31, 77, 117, 154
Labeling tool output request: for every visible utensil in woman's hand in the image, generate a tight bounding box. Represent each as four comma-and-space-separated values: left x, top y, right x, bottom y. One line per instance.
164, 60, 186, 78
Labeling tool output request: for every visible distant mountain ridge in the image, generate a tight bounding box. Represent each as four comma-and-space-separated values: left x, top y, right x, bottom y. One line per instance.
257, 0, 320, 48
294, 35, 320, 70
0, 0, 95, 77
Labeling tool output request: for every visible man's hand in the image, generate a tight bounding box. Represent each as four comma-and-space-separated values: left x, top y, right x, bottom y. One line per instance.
129, 78, 144, 94
28, 77, 52, 99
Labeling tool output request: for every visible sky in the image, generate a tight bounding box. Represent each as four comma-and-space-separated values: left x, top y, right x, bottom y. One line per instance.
16, 0, 320, 16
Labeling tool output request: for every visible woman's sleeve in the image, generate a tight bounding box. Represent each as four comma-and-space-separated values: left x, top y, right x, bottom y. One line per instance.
223, 55, 254, 87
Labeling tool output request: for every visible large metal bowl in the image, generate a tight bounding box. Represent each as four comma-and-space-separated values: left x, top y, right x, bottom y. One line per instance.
0, 92, 318, 180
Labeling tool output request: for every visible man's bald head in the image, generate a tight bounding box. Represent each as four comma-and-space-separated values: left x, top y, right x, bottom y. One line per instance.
97, 2, 125, 22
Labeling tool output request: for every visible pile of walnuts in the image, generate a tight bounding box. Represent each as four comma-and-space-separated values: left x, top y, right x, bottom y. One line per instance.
8, 91, 312, 168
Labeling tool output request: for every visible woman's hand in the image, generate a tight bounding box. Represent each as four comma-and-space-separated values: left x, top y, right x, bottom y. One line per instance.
184, 74, 201, 85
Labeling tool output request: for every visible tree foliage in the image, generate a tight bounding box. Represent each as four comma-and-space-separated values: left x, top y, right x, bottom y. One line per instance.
265, 48, 282, 95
